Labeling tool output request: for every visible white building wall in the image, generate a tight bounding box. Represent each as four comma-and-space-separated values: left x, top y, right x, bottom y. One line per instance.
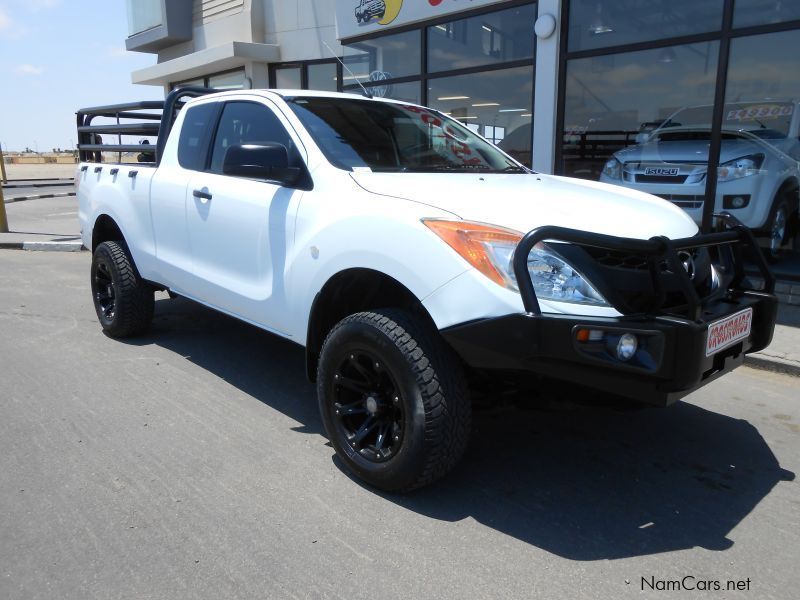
261, 0, 342, 62
193, 0, 246, 24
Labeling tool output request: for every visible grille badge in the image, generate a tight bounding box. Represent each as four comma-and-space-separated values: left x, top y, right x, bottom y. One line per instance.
678, 251, 696, 281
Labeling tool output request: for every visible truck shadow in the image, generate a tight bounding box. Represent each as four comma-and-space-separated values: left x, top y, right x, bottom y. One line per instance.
130, 296, 794, 561
386, 402, 794, 560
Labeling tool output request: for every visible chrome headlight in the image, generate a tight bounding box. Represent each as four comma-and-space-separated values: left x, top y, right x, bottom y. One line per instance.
717, 154, 764, 182
497, 242, 610, 306
523, 244, 610, 306
602, 157, 622, 180
423, 220, 610, 307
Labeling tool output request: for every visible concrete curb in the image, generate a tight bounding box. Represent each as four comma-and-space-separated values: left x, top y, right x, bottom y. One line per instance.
2, 181, 74, 189
4, 178, 73, 182
0, 241, 85, 252
3, 191, 76, 203
745, 354, 800, 378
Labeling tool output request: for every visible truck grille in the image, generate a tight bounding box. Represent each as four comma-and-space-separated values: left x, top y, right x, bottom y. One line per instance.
655, 194, 704, 209
567, 245, 716, 314
586, 248, 650, 270
635, 174, 689, 184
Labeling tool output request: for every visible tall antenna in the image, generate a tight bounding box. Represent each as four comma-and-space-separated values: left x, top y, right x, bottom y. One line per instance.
323, 40, 372, 99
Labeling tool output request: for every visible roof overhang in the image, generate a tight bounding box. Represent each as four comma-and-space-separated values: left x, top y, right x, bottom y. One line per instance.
131, 41, 280, 86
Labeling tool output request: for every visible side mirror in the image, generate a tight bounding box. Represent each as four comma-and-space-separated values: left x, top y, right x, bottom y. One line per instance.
635, 132, 651, 144
222, 143, 301, 187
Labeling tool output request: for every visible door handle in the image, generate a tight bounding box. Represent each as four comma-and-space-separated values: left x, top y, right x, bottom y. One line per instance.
193, 189, 212, 202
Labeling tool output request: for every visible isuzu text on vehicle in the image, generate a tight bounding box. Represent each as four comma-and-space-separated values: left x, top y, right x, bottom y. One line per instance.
77, 88, 778, 491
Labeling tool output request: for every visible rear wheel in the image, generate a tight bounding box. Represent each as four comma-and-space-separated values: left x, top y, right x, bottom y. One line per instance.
91, 241, 154, 337
317, 309, 471, 492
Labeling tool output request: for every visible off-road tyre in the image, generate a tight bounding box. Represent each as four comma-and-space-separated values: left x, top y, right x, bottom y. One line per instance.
90, 241, 154, 337
317, 309, 471, 492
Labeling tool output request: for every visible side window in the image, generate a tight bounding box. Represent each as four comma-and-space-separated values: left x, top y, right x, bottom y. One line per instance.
177, 102, 218, 171
209, 101, 296, 174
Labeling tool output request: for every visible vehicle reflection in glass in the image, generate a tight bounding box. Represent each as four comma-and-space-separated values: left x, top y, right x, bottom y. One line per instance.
599, 101, 800, 258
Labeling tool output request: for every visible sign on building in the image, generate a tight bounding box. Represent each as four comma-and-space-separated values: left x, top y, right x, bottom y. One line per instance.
336, 0, 501, 40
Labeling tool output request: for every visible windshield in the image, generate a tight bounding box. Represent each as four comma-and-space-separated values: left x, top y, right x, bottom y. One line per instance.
654, 101, 795, 139
286, 96, 527, 173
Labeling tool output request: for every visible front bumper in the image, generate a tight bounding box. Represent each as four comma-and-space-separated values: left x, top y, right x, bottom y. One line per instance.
441, 290, 776, 406
441, 216, 778, 406
598, 175, 770, 229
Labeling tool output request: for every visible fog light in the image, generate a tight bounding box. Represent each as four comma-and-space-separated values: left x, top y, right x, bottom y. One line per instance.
723, 194, 751, 209
616, 333, 638, 361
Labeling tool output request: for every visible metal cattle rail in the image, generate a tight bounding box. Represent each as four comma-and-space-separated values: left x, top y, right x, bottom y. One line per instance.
512, 213, 776, 320
76, 87, 215, 165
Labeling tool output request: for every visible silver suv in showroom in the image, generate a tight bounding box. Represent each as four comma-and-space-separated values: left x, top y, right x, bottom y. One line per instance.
600, 101, 800, 258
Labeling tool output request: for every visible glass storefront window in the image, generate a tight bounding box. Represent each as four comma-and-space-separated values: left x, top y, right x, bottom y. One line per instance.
344, 81, 422, 105
126, 0, 163, 36
567, 0, 723, 52
561, 41, 719, 201
308, 62, 338, 92
427, 4, 536, 73
734, 0, 800, 28
208, 70, 246, 90
275, 66, 302, 89
173, 78, 204, 89
427, 66, 534, 166
343, 30, 421, 81
723, 29, 800, 263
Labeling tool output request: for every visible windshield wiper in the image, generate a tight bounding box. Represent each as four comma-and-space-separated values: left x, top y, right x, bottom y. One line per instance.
437, 164, 493, 171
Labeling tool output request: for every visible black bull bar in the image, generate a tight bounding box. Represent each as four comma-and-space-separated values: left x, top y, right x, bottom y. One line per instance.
511, 213, 776, 319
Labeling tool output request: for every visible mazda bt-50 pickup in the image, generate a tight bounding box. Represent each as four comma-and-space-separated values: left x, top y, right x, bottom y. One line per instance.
76, 88, 778, 491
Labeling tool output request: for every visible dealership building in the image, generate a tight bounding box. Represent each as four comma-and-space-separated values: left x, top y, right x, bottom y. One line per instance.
125, 0, 800, 265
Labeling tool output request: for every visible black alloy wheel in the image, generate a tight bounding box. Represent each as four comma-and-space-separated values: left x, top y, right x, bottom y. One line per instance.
93, 260, 116, 322
317, 309, 471, 492
90, 241, 154, 337
331, 349, 405, 462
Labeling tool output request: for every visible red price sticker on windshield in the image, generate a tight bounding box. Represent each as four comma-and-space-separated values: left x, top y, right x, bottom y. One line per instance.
726, 104, 793, 122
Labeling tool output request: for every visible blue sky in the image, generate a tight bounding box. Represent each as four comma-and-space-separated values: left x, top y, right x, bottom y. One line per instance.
0, 0, 163, 152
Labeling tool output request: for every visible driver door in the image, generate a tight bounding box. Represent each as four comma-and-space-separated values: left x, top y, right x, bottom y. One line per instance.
183, 99, 306, 334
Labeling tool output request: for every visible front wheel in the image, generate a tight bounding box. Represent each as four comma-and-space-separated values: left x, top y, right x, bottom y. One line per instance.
765, 196, 791, 262
317, 309, 471, 492
90, 241, 154, 337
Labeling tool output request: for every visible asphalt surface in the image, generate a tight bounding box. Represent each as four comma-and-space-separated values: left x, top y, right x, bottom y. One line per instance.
1, 250, 798, 600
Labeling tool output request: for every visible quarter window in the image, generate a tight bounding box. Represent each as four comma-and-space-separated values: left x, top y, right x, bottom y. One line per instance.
177, 102, 218, 171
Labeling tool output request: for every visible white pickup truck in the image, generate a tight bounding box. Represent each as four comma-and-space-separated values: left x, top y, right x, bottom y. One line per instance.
77, 88, 778, 491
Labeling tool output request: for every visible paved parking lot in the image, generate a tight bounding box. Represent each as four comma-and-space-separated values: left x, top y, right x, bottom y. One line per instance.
0, 196, 80, 246
1, 250, 798, 599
